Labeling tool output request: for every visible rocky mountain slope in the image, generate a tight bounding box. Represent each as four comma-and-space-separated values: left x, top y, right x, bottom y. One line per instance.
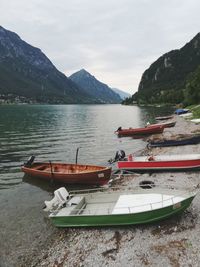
0, 26, 94, 104
131, 33, 200, 104
69, 69, 122, 104
112, 88, 131, 100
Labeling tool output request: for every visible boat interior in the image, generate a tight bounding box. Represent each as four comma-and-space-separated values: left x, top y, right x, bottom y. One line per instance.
32, 163, 105, 174
52, 190, 188, 217
132, 154, 200, 162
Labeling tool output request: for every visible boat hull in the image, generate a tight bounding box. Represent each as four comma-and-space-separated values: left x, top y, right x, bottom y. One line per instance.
117, 159, 200, 172
117, 125, 164, 137
175, 109, 189, 115
50, 196, 194, 227
149, 135, 200, 148
22, 163, 112, 186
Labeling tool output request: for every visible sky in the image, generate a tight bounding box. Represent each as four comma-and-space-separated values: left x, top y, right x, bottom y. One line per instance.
0, 0, 200, 94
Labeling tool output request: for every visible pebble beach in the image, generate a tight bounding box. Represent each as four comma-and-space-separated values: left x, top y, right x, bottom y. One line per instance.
20, 115, 200, 267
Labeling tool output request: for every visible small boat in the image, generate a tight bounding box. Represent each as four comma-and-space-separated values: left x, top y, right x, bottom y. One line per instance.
179, 112, 193, 118
43, 186, 197, 227
148, 135, 200, 148
21, 156, 112, 186
191, 119, 200, 124
147, 121, 176, 129
175, 109, 189, 115
155, 115, 174, 121
117, 153, 200, 172
115, 125, 164, 137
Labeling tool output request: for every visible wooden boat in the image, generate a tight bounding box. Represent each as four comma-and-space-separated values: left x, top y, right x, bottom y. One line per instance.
115, 125, 164, 137
147, 121, 176, 129
44, 186, 197, 227
148, 135, 200, 148
155, 115, 174, 120
22, 157, 112, 186
117, 154, 200, 172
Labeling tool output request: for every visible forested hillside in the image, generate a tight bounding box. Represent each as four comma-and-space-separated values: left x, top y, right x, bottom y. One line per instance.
123, 33, 200, 105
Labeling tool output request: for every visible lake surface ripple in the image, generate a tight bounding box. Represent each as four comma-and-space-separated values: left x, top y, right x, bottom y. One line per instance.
0, 104, 173, 266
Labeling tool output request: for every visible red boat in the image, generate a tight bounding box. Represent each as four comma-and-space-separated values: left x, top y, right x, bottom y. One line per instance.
115, 125, 164, 137
22, 158, 112, 186
117, 154, 200, 172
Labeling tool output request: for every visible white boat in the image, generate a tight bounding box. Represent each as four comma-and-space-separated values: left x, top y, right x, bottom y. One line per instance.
117, 153, 200, 172
43, 186, 197, 227
191, 119, 200, 123
179, 113, 193, 117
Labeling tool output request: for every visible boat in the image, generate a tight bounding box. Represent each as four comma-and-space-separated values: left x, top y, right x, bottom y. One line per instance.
155, 115, 174, 120
147, 121, 176, 128
148, 135, 200, 148
191, 119, 200, 124
21, 156, 112, 186
115, 125, 164, 137
179, 112, 193, 118
175, 109, 189, 115
43, 186, 197, 227
117, 153, 200, 172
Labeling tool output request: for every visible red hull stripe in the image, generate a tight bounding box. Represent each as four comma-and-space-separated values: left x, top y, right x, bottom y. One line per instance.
118, 159, 200, 169
117, 125, 164, 136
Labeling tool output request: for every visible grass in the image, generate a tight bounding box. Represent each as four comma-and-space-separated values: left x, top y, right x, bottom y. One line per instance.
186, 104, 200, 119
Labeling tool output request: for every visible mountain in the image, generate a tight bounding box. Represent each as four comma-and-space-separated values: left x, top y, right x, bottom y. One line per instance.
184, 65, 200, 105
112, 88, 131, 100
131, 33, 200, 104
69, 69, 122, 104
0, 26, 94, 104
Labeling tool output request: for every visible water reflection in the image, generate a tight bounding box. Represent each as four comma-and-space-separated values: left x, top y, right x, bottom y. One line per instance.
0, 104, 174, 190
0, 104, 174, 266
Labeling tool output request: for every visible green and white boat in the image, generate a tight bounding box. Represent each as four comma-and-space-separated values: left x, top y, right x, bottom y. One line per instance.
44, 186, 197, 228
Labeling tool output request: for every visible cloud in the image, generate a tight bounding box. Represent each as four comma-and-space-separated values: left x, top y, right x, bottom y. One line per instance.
0, 0, 200, 93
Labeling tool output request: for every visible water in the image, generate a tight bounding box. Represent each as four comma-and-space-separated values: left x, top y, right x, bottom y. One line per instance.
0, 104, 173, 266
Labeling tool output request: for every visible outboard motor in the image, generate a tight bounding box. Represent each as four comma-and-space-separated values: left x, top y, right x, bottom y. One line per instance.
116, 126, 122, 132
108, 150, 126, 164
43, 187, 69, 212
24, 155, 35, 167
115, 150, 126, 161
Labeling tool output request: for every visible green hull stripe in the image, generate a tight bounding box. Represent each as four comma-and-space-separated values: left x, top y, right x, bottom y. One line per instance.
51, 197, 194, 227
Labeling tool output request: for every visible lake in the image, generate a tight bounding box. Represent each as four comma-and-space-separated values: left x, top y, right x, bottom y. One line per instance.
0, 104, 174, 266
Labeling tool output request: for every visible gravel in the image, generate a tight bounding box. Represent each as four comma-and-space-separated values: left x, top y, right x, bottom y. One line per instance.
20, 116, 200, 267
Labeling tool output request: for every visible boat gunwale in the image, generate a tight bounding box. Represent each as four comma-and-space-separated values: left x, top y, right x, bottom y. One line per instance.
123, 154, 200, 162
22, 162, 111, 175
50, 199, 194, 227
49, 186, 197, 217
50, 193, 195, 217
148, 135, 200, 147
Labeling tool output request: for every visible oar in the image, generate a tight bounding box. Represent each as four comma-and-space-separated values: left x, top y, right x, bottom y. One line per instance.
75, 147, 81, 164
49, 160, 54, 184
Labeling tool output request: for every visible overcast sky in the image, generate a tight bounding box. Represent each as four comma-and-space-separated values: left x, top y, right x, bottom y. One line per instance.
0, 0, 200, 94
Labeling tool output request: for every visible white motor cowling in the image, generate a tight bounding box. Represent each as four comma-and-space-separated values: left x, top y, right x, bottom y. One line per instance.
43, 187, 69, 212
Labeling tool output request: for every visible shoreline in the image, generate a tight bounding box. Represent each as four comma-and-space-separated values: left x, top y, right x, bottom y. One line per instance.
20, 116, 200, 267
